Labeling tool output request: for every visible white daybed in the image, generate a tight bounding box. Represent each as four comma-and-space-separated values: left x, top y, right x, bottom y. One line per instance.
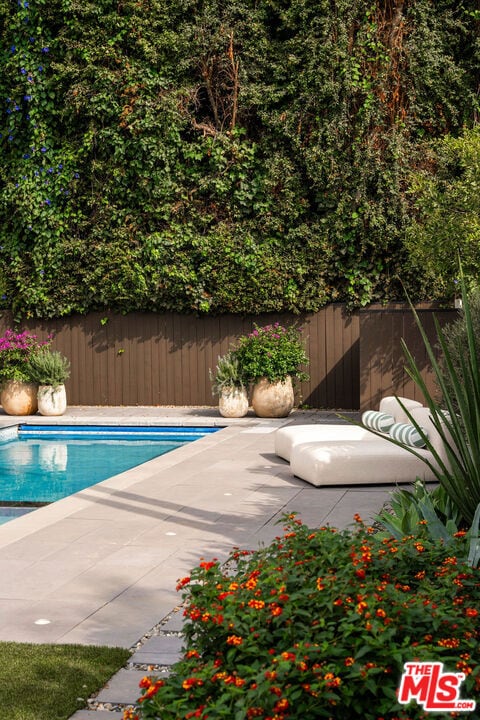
275, 398, 449, 487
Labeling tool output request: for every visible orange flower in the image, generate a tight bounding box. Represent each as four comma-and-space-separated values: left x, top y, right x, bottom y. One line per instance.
227, 635, 243, 645
185, 649, 200, 659
176, 576, 191, 590
316, 578, 325, 591
199, 560, 217, 571
465, 607, 479, 618
344, 657, 355, 666
248, 599, 265, 610
376, 608, 387, 618
274, 698, 289, 712
182, 677, 204, 690
437, 638, 460, 648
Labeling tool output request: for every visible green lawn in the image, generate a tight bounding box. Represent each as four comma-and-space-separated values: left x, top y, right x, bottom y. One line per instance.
0, 642, 130, 720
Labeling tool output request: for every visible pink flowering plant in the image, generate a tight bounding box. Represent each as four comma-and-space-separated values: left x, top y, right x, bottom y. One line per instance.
233, 323, 309, 384
130, 514, 480, 720
0, 329, 50, 384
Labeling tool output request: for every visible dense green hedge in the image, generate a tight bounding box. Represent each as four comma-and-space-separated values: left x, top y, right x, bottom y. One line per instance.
0, 0, 478, 318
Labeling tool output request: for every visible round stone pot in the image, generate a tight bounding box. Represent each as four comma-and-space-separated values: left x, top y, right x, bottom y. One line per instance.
37, 384, 67, 416
251, 376, 294, 418
1, 380, 38, 416
219, 386, 249, 418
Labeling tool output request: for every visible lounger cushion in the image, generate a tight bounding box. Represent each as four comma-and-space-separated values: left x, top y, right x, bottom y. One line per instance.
361, 410, 395, 433
274, 424, 372, 462
389, 422, 427, 448
290, 439, 437, 487
379, 396, 423, 424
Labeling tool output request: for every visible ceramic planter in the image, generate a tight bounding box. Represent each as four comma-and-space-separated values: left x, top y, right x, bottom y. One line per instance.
0, 380, 38, 416
219, 386, 249, 418
37, 384, 67, 416
251, 376, 294, 418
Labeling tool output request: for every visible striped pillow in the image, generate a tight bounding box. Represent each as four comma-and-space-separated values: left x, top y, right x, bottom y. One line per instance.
361, 410, 395, 433
389, 422, 427, 448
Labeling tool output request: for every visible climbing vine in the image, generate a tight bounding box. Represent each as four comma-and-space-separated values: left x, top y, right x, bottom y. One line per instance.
0, 0, 478, 318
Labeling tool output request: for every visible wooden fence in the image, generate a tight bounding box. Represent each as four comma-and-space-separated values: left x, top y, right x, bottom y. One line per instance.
0, 304, 457, 410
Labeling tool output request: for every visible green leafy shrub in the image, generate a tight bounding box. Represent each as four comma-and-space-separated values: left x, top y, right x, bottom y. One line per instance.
0, 1, 479, 318
405, 126, 480, 299
26, 347, 70, 387
131, 515, 480, 720
233, 323, 309, 384
436, 287, 480, 411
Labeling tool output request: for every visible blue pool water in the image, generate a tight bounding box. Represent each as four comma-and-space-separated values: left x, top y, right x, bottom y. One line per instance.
0, 425, 218, 509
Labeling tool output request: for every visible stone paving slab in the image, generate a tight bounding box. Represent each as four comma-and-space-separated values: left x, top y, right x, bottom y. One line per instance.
70, 712, 125, 719
130, 634, 184, 665
95, 669, 155, 704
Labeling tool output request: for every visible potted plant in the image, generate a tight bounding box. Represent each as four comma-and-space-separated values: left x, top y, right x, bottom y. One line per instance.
234, 323, 309, 417
0, 330, 50, 415
26, 347, 71, 416
209, 352, 249, 418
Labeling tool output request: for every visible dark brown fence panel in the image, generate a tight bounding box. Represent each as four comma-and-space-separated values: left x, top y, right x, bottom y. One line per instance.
0, 307, 360, 408
359, 306, 457, 412
0, 303, 457, 410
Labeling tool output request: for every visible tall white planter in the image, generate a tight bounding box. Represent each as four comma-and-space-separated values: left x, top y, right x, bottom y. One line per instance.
218, 387, 249, 418
37, 384, 67, 416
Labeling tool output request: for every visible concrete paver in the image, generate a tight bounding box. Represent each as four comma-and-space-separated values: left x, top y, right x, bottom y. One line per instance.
0, 405, 395, 717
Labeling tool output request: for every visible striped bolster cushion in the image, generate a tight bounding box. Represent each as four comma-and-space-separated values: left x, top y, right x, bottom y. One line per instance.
361, 410, 395, 433
389, 422, 427, 448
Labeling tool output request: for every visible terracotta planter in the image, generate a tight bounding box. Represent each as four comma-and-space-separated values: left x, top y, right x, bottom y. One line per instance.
218, 387, 249, 418
1, 380, 38, 416
37, 384, 67, 416
251, 376, 294, 418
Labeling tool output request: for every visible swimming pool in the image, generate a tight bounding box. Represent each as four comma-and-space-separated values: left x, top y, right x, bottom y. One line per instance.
0, 424, 219, 518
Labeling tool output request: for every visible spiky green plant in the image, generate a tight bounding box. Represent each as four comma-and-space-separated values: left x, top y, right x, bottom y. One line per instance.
209, 352, 245, 397
397, 266, 480, 526
26, 347, 70, 387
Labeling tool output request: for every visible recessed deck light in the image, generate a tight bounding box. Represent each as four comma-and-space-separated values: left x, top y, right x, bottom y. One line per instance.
34, 618, 51, 625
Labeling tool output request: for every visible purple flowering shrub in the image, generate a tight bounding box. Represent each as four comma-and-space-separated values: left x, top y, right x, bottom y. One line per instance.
0, 329, 50, 383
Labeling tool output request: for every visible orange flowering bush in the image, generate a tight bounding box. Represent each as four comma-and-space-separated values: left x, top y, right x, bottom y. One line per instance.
132, 515, 480, 720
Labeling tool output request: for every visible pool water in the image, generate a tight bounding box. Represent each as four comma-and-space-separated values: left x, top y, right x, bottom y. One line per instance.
0, 425, 218, 507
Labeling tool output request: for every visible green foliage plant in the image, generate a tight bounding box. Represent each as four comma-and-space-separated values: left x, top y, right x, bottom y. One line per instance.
0, 0, 479, 318
0, 329, 50, 384
132, 514, 480, 720
26, 346, 70, 387
233, 323, 309, 384
405, 126, 480, 299
394, 267, 480, 527
375, 480, 463, 544
437, 285, 480, 412
209, 352, 245, 397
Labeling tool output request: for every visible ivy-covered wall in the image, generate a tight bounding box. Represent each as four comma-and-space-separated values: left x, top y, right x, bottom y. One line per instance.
0, 0, 478, 319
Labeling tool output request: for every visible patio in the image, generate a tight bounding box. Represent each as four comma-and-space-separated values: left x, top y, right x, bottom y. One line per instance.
0, 406, 394, 717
